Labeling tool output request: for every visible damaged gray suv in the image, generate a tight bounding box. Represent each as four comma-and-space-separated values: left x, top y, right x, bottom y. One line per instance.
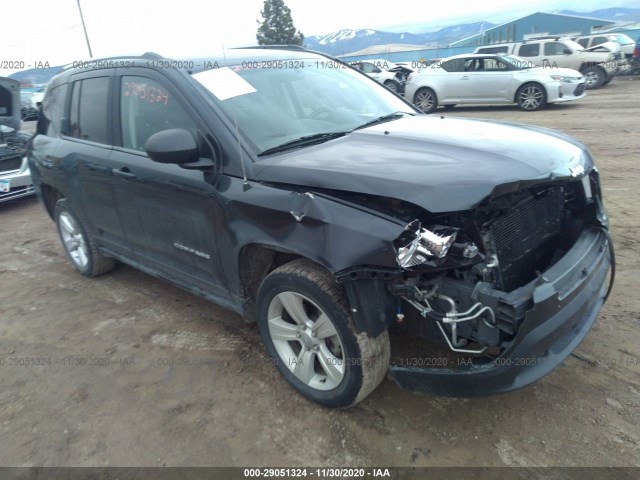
29, 47, 614, 408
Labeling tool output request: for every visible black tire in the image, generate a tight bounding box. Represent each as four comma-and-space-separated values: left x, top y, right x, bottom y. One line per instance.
413, 87, 438, 113
257, 259, 390, 408
383, 80, 399, 93
54, 199, 115, 277
516, 83, 547, 111
581, 66, 605, 89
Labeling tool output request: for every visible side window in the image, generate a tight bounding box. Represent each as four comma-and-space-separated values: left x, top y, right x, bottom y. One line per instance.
544, 42, 567, 56
577, 38, 589, 48
441, 59, 465, 72
518, 43, 540, 57
592, 37, 607, 46
483, 58, 508, 71
37, 83, 68, 137
68, 77, 109, 144
119, 76, 196, 152
360, 63, 375, 74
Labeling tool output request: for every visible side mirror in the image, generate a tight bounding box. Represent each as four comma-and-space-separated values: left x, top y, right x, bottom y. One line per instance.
563, 48, 572, 55
145, 128, 199, 164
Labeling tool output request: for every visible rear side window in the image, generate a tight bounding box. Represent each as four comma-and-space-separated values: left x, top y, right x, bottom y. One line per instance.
518, 44, 540, 57
68, 77, 109, 144
440, 58, 465, 72
38, 84, 68, 137
577, 38, 589, 48
592, 37, 607, 46
119, 76, 196, 151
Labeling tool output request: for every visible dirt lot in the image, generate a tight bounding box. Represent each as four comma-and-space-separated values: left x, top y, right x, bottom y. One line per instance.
1, 78, 639, 469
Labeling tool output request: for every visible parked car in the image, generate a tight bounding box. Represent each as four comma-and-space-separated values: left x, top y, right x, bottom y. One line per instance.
474, 37, 618, 88
0, 77, 21, 131
0, 77, 35, 202
20, 91, 39, 120
631, 36, 640, 75
29, 48, 613, 407
404, 53, 586, 113
350, 59, 412, 94
575, 33, 636, 60
0, 125, 35, 202
31, 88, 46, 110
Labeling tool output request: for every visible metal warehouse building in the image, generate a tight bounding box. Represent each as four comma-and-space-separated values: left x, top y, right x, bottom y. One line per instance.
449, 12, 616, 48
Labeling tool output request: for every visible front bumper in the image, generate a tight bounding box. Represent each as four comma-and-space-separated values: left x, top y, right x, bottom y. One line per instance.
549, 80, 587, 103
0, 156, 35, 203
389, 227, 612, 397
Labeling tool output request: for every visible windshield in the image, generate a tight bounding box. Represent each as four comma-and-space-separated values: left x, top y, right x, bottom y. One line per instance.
563, 39, 585, 51
192, 59, 413, 156
612, 34, 634, 45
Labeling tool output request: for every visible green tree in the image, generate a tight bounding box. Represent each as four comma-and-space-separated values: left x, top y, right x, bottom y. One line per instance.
256, 0, 304, 46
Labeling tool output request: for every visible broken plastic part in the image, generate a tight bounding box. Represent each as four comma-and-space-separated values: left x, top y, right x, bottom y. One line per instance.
396, 222, 457, 268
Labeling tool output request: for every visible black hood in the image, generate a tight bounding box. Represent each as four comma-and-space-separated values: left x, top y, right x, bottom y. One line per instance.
253, 115, 592, 213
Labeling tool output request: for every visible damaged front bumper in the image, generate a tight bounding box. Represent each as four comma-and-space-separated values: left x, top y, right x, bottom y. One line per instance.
388, 227, 612, 397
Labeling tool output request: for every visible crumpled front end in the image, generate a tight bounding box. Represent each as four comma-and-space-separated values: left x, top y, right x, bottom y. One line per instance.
338, 168, 614, 396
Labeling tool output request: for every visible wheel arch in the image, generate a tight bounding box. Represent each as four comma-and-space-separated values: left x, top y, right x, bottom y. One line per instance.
238, 243, 324, 323
514, 81, 546, 104
40, 183, 65, 220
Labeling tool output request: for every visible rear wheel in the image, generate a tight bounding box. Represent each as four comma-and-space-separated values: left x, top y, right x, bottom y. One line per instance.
55, 199, 115, 277
257, 259, 390, 408
414, 87, 438, 113
516, 83, 547, 111
383, 80, 399, 93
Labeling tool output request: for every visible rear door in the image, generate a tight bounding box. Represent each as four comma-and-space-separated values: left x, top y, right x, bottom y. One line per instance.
516, 42, 543, 66
431, 58, 464, 103
59, 70, 131, 255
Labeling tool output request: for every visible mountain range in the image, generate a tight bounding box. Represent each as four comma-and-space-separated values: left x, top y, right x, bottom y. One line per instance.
305, 7, 640, 56
8, 7, 640, 83
305, 22, 496, 55
555, 7, 640, 22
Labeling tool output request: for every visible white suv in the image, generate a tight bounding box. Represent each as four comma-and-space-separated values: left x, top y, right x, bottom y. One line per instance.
475, 37, 618, 89
575, 33, 636, 60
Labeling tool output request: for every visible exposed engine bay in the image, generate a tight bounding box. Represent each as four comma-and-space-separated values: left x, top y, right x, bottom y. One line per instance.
338, 170, 610, 360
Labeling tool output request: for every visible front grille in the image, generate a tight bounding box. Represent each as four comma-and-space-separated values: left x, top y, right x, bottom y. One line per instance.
574, 84, 585, 96
490, 186, 565, 292
0, 154, 22, 173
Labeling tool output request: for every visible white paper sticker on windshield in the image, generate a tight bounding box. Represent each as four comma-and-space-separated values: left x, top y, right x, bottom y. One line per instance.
193, 67, 256, 101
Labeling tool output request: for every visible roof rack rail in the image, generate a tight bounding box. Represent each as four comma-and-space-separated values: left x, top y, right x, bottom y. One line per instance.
61, 52, 165, 71
523, 35, 564, 42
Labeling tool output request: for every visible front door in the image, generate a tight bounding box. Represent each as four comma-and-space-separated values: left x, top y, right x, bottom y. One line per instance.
109, 69, 228, 297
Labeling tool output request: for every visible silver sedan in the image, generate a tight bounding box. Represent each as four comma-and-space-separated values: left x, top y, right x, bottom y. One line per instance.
404, 53, 586, 113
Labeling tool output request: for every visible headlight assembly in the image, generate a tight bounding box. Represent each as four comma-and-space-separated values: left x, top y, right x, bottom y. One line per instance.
395, 221, 457, 268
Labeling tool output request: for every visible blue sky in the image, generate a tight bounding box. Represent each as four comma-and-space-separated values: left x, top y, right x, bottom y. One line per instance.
1, 0, 637, 76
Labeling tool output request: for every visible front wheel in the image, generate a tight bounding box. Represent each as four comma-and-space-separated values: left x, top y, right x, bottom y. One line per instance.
257, 259, 390, 408
516, 83, 547, 111
413, 87, 438, 113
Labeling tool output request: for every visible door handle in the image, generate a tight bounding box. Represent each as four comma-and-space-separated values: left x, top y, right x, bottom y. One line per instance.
112, 168, 136, 179
460, 75, 470, 80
